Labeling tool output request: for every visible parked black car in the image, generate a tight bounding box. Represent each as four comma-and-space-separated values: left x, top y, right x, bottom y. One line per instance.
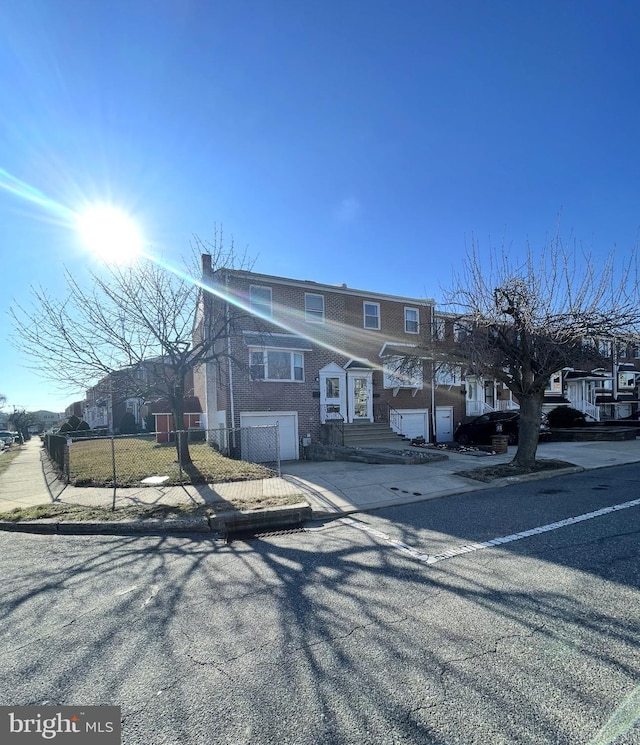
454, 411, 551, 446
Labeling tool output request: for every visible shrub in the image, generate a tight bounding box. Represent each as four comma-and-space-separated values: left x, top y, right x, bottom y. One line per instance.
67, 415, 81, 430
547, 406, 587, 428
119, 412, 137, 434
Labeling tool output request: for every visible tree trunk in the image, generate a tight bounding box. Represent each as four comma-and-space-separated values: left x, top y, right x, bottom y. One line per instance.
172, 393, 193, 467
511, 392, 544, 468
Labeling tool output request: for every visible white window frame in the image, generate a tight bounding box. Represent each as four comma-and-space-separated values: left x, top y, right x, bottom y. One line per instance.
383, 356, 423, 389
363, 301, 380, 330
597, 338, 612, 356
250, 285, 273, 318
434, 364, 462, 386
249, 349, 304, 382
304, 293, 325, 323
433, 318, 445, 340
404, 307, 419, 334
454, 322, 471, 341
548, 372, 562, 393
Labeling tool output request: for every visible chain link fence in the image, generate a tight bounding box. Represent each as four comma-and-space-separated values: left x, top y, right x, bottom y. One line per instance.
44, 425, 281, 488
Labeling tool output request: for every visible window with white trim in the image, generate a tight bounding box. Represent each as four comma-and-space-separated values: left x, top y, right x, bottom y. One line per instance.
305, 293, 325, 323
404, 307, 419, 334
454, 321, 471, 341
597, 338, 612, 356
250, 285, 272, 318
383, 356, 423, 389
250, 350, 304, 381
548, 372, 562, 393
434, 364, 461, 386
363, 302, 380, 330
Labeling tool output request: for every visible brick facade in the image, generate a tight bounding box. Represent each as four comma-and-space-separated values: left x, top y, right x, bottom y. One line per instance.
193, 261, 463, 452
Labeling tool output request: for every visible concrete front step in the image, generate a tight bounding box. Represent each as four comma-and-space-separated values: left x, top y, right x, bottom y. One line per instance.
342, 423, 403, 445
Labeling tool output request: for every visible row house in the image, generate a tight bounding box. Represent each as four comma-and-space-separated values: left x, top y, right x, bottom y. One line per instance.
84, 360, 193, 433
194, 258, 465, 460
433, 312, 640, 422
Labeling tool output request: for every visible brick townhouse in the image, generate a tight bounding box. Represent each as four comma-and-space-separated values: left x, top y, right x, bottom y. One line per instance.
193, 256, 465, 460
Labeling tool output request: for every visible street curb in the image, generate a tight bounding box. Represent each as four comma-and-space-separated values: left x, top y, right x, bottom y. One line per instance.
0, 503, 312, 536
307, 466, 586, 519
209, 503, 313, 533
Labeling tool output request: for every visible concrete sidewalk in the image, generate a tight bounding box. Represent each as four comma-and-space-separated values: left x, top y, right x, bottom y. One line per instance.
1, 436, 640, 527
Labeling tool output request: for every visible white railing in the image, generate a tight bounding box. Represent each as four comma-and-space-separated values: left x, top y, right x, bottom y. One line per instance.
496, 400, 519, 411
569, 399, 600, 421
389, 408, 403, 434
465, 401, 494, 417
466, 399, 519, 416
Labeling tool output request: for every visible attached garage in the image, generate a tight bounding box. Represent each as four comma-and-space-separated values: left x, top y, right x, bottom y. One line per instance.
239, 411, 299, 461
398, 409, 429, 440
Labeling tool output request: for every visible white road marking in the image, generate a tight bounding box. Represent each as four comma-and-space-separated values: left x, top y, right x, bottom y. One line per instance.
340, 496, 640, 566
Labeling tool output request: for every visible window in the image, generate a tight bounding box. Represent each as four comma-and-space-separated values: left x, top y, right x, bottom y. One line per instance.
250, 350, 304, 381
435, 364, 461, 386
549, 372, 562, 393
433, 318, 446, 340
383, 356, 423, 389
454, 321, 471, 341
598, 338, 612, 356
305, 293, 325, 323
363, 302, 380, 330
619, 372, 636, 388
404, 307, 419, 334
325, 377, 340, 398
250, 285, 272, 318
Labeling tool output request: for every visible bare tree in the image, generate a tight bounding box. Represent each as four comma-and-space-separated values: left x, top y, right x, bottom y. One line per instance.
8, 407, 36, 442
11, 233, 252, 464
432, 238, 640, 468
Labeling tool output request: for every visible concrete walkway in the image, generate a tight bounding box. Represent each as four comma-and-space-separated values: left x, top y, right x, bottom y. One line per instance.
2, 436, 640, 522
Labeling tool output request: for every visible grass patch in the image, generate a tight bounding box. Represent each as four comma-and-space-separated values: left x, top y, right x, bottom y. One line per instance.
0, 493, 305, 523
0, 448, 22, 477
456, 459, 575, 483
68, 436, 276, 487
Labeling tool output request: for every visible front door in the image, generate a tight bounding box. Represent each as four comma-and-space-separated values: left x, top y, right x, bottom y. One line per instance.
347, 372, 373, 422
319, 364, 347, 423
484, 380, 495, 409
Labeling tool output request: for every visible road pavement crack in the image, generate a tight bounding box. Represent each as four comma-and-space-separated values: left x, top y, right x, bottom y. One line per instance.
438, 624, 547, 683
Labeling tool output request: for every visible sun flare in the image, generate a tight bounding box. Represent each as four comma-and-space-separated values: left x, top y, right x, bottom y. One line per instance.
76, 205, 143, 264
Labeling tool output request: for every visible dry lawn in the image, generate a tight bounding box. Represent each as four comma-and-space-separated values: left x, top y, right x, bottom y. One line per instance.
68, 436, 276, 487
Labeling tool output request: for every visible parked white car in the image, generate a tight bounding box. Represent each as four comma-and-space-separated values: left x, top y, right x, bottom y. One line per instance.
0, 431, 16, 447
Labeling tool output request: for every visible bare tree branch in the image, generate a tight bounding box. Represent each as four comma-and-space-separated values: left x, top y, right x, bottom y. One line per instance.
431, 236, 640, 467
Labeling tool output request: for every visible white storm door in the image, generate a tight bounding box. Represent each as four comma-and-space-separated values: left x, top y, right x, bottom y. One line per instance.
319, 366, 346, 423
347, 372, 373, 423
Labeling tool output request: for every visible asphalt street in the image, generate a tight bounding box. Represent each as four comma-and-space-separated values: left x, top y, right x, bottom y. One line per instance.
1, 463, 639, 744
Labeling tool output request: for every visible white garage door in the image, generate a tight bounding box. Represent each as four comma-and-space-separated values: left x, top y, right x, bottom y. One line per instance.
399, 410, 429, 440
239, 412, 299, 461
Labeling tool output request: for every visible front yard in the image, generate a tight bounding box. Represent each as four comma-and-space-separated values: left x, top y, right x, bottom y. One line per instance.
67, 436, 276, 487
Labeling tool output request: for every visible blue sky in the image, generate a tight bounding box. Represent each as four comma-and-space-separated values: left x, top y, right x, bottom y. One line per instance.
2, 0, 640, 413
